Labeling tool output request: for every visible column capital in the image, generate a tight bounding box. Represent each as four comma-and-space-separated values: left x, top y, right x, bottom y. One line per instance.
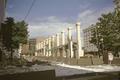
48, 37, 51, 40
61, 30, 65, 33
43, 40, 45, 43
46, 39, 49, 42
68, 27, 72, 30
76, 22, 81, 26
56, 33, 60, 36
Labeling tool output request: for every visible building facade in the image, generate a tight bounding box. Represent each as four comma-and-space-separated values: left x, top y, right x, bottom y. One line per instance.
29, 37, 46, 56
21, 43, 29, 55
83, 25, 98, 53
29, 39, 36, 55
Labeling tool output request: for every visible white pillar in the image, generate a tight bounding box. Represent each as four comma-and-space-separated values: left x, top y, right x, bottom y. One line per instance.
45, 39, 49, 57
41, 42, 44, 56
56, 33, 60, 47
61, 31, 65, 45
56, 33, 60, 57
35, 43, 38, 56
40, 42, 43, 56
68, 27, 74, 58
61, 31, 66, 57
38, 42, 40, 50
38, 43, 40, 55
52, 35, 55, 57
48, 37, 52, 56
76, 22, 84, 58
43, 41, 46, 56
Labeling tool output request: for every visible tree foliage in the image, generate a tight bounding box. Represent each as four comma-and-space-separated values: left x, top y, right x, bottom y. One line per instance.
1, 17, 14, 51
12, 21, 28, 49
90, 4, 120, 55
1, 17, 28, 59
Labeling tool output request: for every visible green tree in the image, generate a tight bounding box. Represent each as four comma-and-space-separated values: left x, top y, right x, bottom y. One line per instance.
1, 17, 14, 62
1, 17, 28, 62
90, 6, 120, 57
12, 21, 28, 49
89, 0, 120, 63
114, 0, 120, 11
112, 6, 120, 55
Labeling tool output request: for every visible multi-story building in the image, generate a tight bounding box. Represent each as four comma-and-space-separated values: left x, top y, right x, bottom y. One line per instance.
21, 43, 29, 55
83, 25, 98, 53
29, 37, 46, 56
29, 39, 36, 55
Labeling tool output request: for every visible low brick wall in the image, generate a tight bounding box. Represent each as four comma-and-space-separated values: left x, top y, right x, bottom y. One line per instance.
0, 70, 56, 80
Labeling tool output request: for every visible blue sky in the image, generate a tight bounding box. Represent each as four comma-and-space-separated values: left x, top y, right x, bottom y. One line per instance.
7, 0, 114, 38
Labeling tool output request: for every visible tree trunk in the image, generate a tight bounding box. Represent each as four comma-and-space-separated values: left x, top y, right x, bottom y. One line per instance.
0, 49, 2, 62
10, 48, 13, 64
103, 50, 109, 64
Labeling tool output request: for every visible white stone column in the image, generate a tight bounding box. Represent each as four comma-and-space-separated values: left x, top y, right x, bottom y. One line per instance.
41, 42, 44, 56
43, 41, 46, 56
61, 31, 65, 45
38, 42, 41, 56
56, 33, 60, 57
48, 37, 52, 57
61, 31, 66, 57
38, 43, 40, 55
56, 33, 60, 47
52, 35, 55, 57
40, 42, 43, 56
45, 39, 49, 57
76, 22, 84, 58
35, 43, 38, 56
68, 27, 74, 58
38, 42, 40, 49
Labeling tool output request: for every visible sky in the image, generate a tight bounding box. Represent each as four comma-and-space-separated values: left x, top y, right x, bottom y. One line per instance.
7, 0, 114, 39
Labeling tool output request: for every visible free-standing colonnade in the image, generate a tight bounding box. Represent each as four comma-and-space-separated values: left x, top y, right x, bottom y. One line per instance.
35, 22, 84, 59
